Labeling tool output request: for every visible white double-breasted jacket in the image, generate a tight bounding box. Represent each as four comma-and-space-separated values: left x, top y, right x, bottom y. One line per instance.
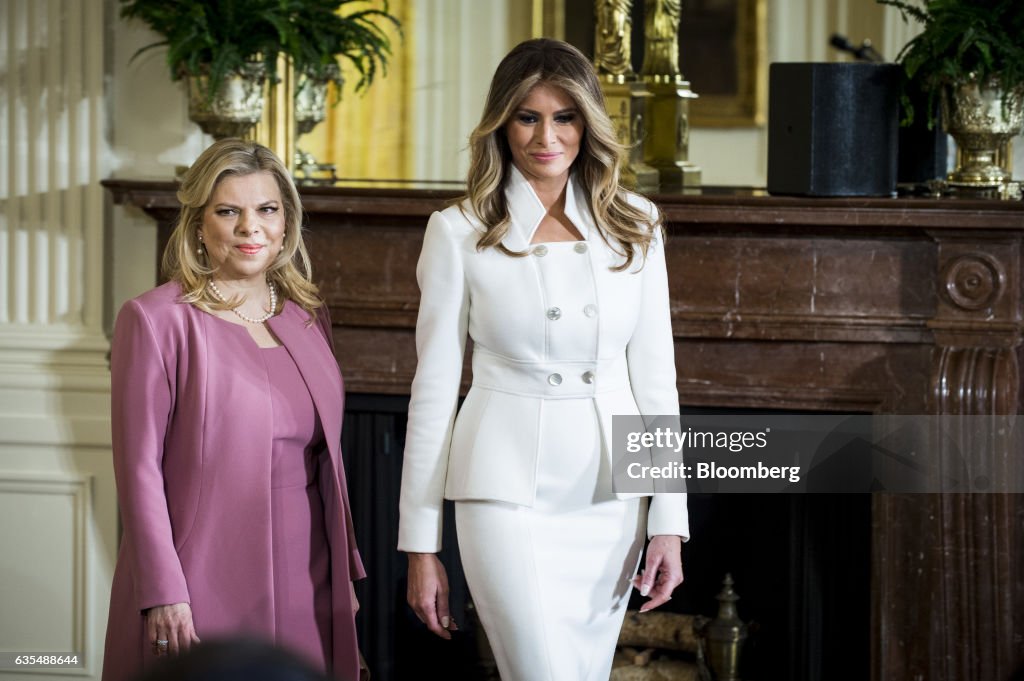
397, 166, 689, 553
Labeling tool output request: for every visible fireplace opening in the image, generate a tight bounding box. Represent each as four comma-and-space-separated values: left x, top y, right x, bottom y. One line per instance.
343, 395, 872, 681
670, 492, 872, 680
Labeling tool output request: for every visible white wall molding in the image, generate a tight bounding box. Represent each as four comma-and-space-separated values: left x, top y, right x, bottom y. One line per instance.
0, 0, 114, 455
0, 411, 111, 449
0, 472, 94, 677
0, 2, 113, 678
1, 0, 107, 332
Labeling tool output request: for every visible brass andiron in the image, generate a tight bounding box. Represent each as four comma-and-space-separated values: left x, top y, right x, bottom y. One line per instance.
694, 574, 748, 681
594, 0, 659, 192
639, 0, 701, 189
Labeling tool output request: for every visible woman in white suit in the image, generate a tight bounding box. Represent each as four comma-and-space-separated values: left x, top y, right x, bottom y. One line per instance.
398, 38, 689, 680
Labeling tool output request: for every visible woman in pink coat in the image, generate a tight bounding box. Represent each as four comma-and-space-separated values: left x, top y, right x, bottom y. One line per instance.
102, 139, 364, 681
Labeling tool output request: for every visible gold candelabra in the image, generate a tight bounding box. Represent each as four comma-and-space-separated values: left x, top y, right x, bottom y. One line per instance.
639, 0, 701, 188
593, 0, 701, 190
593, 0, 659, 192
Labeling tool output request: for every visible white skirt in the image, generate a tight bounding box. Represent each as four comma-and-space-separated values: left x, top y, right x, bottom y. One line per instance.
455, 398, 645, 681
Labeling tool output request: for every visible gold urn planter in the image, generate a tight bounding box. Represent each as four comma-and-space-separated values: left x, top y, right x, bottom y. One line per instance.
942, 79, 1024, 187
186, 63, 267, 139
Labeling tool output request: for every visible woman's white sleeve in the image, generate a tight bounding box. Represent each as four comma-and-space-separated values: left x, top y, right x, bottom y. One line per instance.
397, 211, 470, 552
626, 224, 690, 540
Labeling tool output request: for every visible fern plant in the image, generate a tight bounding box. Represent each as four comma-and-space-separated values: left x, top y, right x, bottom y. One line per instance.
120, 0, 287, 100
285, 0, 400, 97
878, 0, 1024, 126
119, 0, 400, 103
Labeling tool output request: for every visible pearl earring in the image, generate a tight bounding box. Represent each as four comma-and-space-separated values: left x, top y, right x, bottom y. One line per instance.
197, 234, 204, 255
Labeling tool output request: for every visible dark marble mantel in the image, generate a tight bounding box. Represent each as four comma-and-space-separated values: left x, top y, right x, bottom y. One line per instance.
105, 179, 1023, 413
104, 179, 1024, 681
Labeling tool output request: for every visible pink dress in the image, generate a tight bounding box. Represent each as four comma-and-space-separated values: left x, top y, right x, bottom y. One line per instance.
264, 344, 333, 669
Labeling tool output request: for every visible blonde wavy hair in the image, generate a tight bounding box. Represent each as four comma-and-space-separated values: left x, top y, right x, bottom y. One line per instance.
464, 38, 659, 270
162, 138, 322, 319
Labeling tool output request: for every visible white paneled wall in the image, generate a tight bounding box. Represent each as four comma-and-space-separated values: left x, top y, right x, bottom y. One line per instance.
0, 474, 92, 666
0, 1, 117, 679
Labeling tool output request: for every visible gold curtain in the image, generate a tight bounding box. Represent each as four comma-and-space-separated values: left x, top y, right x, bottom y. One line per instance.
250, 56, 294, 168
301, 0, 413, 180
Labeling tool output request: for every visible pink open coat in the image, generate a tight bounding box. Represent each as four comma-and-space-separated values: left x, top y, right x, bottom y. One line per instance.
102, 282, 364, 681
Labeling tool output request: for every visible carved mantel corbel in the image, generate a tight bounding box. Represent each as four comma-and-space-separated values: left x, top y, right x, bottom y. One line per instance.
883, 229, 1024, 681
926, 230, 1022, 416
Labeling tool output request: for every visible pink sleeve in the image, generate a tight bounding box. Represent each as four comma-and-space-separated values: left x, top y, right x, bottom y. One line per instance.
110, 299, 191, 611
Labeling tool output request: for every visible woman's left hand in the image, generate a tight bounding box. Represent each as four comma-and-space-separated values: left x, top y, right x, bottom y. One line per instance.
350, 581, 360, 614
632, 534, 684, 613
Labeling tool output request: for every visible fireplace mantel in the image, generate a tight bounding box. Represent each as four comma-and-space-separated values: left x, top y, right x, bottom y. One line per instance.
105, 179, 1024, 680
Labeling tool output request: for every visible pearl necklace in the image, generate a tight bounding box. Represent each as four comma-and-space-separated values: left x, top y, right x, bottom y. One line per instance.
208, 278, 277, 324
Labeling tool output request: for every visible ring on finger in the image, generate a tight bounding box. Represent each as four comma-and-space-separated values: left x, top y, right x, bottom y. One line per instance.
155, 639, 169, 647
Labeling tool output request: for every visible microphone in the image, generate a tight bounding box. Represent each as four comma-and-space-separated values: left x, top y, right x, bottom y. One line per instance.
829, 33, 884, 62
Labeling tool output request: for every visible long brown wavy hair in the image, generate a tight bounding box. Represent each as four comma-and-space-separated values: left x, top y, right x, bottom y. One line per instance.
162, 138, 322, 318
464, 38, 659, 270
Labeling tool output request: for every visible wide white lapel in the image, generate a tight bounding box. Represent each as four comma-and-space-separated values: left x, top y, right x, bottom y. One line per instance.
502, 165, 548, 252
563, 172, 594, 241
502, 165, 598, 250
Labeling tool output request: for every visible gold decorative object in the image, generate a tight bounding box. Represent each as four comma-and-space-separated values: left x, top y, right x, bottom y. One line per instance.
248, 55, 294, 175
694, 574, 748, 681
942, 79, 1024, 188
640, 0, 679, 76
187, 63, 267, 139
594, 0, 659, 191
595, 0, 635, 80
685, 0, 766, 128
640, 0, 701, 188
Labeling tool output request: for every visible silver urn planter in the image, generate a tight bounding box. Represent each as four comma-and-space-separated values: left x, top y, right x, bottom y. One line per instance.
942, 78, 1024, 187
295, 71, 332, 137
187, 62, 267, 139
293, 66, 339, 182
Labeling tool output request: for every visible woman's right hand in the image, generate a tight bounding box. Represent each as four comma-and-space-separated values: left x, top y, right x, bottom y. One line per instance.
407, 553, 457, 639
145, 602, 200, 656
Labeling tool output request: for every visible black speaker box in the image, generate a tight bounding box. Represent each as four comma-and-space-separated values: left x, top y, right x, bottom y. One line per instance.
767, 63, 901, 197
